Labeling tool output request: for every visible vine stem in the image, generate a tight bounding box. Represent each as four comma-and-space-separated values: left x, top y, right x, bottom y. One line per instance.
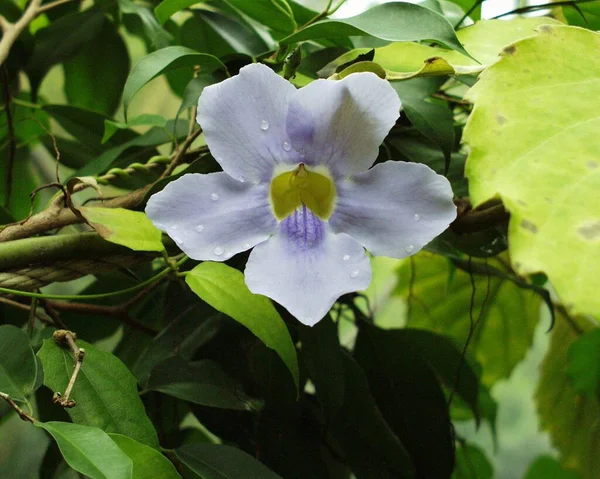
0, 256, 187, 301
52, 330, 85, 408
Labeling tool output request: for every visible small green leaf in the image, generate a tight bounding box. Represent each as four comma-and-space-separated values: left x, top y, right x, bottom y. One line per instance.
122, 46, 225, 120
147, 357, 256, 410
63, 19, 130, 116
567, 329, 600, 397
299, 319, 345, 420
26, 10, 105, 93
281, 2, 468, 56
102, 114, 168, 144
452, 443, 493, 479
175, 443, 283, 479
185, 262, 299, 391
36, 422, 133, 479
524, 455, 582, 479
119, 0, 173, 49
464, 25, 600, 319
154, 0, 202, 25
0, 325, 38, 401
226, 0, 296, 33
109, 434, 181, 479
176, 74, 217, 122
78, 207, 164, 252
37, 339, 159, 448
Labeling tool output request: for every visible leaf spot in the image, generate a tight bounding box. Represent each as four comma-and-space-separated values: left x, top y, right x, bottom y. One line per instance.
520, 219, 538, 233
496, 114, 507, 125
587, 161, 598, 170
503, 45, 516, 55
577, 220, 600, 241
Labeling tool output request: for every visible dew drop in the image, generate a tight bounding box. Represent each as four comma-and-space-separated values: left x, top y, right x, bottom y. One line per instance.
260, 120, 269, 131
350, 270, 360, 278
342, 254, 351, 261
174, 237, 184, 246
282, 141, 291, 151
405, 244, 415, 253
413, 213, 421, 221
213, 246, 224, 256
210, 193, 219, 201
195, 225, 204, 232
171, 224, 178, 230
243, 243, 251, 249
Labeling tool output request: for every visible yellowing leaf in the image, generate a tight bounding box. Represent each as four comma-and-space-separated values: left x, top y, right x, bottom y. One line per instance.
79, 207, 164, 252
464, 25, 600, 318
536, 316, 600, 478
329, 17, 562, 81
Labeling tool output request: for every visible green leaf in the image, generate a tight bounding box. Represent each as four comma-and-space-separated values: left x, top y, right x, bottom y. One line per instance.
26, 10, 105, 93
37, 339, 159, 448
119, 0, 173, 49
226, 0, 296, 33
281, 2, 469, 56
332, 352, 416, 478
109, 434, 181, 479
524, 455, 582, 479
154, 0, 202, 25
0, 325, 38, 402
464, 25, 600, 319
175, 443, 283, 479
175, 74, 216, 121
186, 262, 299, 390
354, 322, 454, 478
325, 17, 561, 81
63, 19, 130, 116
122, 46, 225, 120
536, 317, 599, 478
567, 329, 600, 397
394, 253, 540, 386
452, 443, 493, 479
299, 319, 345, 421
563, 1, 600, 31
102, 114, 168, 144
78, 207, 164, 252
36, 422, 133, 479
147, 357, 255, 410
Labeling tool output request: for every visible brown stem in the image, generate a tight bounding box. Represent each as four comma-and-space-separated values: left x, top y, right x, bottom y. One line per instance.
51, 330, 85, 408
0, 391, 36, 423
0, 295, 54, 324
36, 0, 77, 15
451, 198, 509, 234
160, 128, 203, 179
1, 65, 16, 208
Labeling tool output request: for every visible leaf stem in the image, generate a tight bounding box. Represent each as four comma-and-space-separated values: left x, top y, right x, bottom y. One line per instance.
0, 391, 36, 423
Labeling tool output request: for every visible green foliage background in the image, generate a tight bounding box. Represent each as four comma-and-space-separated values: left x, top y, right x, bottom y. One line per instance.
0, 0, 599, 478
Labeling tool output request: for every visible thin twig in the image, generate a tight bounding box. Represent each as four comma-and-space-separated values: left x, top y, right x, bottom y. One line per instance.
0, 295, 53, 324
0, 391, 36, 422
0, 0, 43, 67
51, 330, 85, 408
36, 0, 77, 15
492, 0, 597, 19
160, 128, 203, 179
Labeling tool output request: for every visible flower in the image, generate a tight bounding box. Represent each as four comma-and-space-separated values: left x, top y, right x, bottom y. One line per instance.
146, 63, 456, 326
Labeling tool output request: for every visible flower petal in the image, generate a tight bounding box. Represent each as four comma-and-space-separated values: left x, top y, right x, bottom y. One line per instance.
145, 172, 276, 261
285, 72, 401, 178
245, 206, 371, 326
197, 63, 298, 183
330, 161, 456, 258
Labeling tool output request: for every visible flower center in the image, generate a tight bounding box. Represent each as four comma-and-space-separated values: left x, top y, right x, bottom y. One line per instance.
269, 164, 336, 221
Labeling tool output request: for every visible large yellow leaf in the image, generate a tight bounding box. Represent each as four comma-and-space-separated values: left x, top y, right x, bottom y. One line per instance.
464, 25, 600, 318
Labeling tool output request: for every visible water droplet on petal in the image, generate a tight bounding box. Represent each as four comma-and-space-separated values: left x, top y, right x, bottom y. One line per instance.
260, 120, 269, 131
174, 237, 184, 246
282, 141, 291, 151
343, 254, 350, 261
210, 193, 219, 201
350, 270, 360, 278
213, 246, 224, 256
171, 225, 178, 230
413, 213, 421, 221
405, 244, 415, 253
243, 243, 251, 249
195, 225, 204, 232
